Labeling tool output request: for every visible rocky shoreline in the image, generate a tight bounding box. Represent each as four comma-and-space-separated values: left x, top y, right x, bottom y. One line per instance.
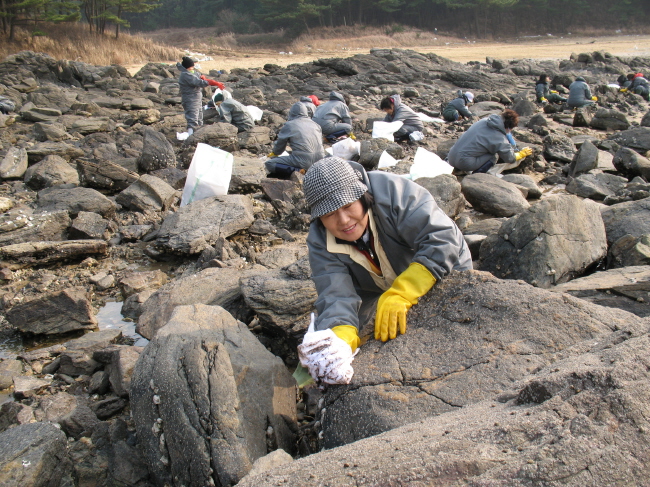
0, 48, 649, 486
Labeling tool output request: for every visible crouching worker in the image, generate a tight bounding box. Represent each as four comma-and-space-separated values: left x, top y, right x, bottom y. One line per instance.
629, 73, 650, 100
568, 76, 597, 108
447, 109, 532, 174
536, 74, 567, 104
297, 157, 472, 385
266, 102, 327, 178
312, 91, 355, 142
214, 90, 255, 133
380, 94, 424, 142
442, 90, 475, 122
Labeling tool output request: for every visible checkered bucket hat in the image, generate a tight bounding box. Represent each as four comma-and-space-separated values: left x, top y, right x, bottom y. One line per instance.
304, 157, 368, 220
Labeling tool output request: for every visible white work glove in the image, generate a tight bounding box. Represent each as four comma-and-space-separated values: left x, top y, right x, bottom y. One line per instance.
298, 313, 358, 385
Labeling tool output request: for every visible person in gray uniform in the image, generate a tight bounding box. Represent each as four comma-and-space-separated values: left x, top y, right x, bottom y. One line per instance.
629, 73, 650, 100
214, 90, 255, 133
535, 74, 567, 104
0, 95, 15, 115
312, 91, 353, 141
177, 56, 210, 134
447, 109, 532, 173
567, 76, 597, 108
298, 157, 472, 383
380, 94, 424, 142
266, 102, 327, 177
442, 91, 475, 122
299, 95, 320, 117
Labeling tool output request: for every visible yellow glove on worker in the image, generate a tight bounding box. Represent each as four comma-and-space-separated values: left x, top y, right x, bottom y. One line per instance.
515, 147, 533, 161
332, 325, 360, 352
550, 90, 558, 94
540, 97, 548, 103
591, 96, 598, 101
375, 262, 436, 342
267, 152, 276, 158
349, 132, 357, 140
620, 88, 628, 93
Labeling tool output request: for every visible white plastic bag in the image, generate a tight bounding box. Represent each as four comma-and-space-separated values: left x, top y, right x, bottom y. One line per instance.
378, 150, 399, 168
180, 143, 233, 207
409, 147, 453, 180
417, 112, 445, 124
372, 121, 403, 141
409, 131, 425, 142
246, 105, 263, 122
176, 132, 190, 141
331, 138, 361, 160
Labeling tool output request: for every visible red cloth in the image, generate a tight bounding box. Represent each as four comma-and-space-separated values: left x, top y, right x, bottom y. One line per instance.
308, 95, 321, 106
633, 73, 644, 79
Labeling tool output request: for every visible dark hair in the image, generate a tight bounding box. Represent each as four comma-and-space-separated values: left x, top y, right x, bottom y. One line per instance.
502, 109, 519, 130
617, 74, 628, 85
538, 74, 548, 83
343, 93, 351, 105
627, 73, 635, 80
379, 97, 394, 110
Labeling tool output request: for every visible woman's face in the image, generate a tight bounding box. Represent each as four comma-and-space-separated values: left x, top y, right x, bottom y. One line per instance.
320, 200, 368, 242
382, 107, 394, 116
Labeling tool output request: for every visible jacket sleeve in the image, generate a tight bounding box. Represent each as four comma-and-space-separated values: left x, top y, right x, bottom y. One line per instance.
185, 73, 209, 88
584, 84, 593, 99
338, 104, 352, 125
220, 103, 232, 123
494, 135, 517, 164
376, 176, 471, 281
308, 226, 363, 331
272, 124, 290, 154
535, 84, 545, 99
457, 103, 474, 118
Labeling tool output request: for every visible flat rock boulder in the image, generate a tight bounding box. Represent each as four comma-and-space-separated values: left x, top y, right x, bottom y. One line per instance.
609, 126, 650, 152
0, 146, 28, 179
358, 139, 403, 170
24, 154, 79, 189
115, 174, 176, 212
500, 174, 542, 199
553, 265, 650, 296
589, 108, 630, 131
566, 173, 628, 200
137, 127, 176, 172
415, 173, 466, 218
0, 422, 74, 486
153, 195, 254, 255
543, 133, 577, 163
6, 287, 98, 335
181, 124, 239, 165
36, 186, 116, 217
238, 317, 650, 486
131, 304, 296, 487
36, 392, 99, 439
0, 239, 108, 269
479, 195, 607, 287
69, 211, 112, 239
136, 266, 247, 339
240, 256, 316, 337
26, 141, 84, 163
613, 147, 650, 180
237, 126, 272, 149
317, 270, 639, 449
0, 210, 70, 246
229, 156, 267, 193
461, 173, 530, 217
70, 117, 110, 134
77, 158, 140, 192
600, 197, 650, 245
568, 139, 599, 176
609, 234, 650, 268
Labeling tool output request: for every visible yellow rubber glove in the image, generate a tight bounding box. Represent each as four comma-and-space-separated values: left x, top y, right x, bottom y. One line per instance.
550, 90, 558, 94
515, 147, 532, 161
620, 88, 628, 93
375, 262, 436, 342
332, 325, 360, 352
349, 132, 357, 140
592, 96, 598, 101
267, 152, 276, 158
540, 97, 547, 103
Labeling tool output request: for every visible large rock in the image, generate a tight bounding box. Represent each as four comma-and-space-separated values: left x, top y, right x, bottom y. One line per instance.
26, 141, 84, 163
97, 345, 142, 397
415, 173, 466, 218
358, 139, 403, 170
23, 154, 79, 189
0, 239, 108, 269
6, 287, 98, 335
543, 134, 576, 163
77, 158, 140, 192
500, 174, 542, 199
609, 234, 650, 268
36, 392, 99, 439
317, 270, 640, 449
479, 195, 607, 287
240, 256, 316, 336
153, 195, 254, 255
589, 108, 630, 131
137, 127, 176, 172
613, 146, 650, 180
0, 210, 70, 246
237, 126, 272, 149
566, 173, 628, 200
601, 197, 650, 245
461, 173, 530, 217
136, 266, 247, 339
181, 124, 239, 165
115, 174, 176, 212
229, 156, 266, 194
238, 316, 650, 486
609, 126, 650, 152
36, 186, 116, 217
568, 139, 598, 176
0, 422, 74, 486
130, 304, 296, 487
0, 147, 28, 179
33, 121, 69, 142
69, 211, 112, 239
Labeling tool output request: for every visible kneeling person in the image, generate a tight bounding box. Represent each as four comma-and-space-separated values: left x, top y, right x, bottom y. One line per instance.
214, 91, 255, 133
380, 94, 424, 142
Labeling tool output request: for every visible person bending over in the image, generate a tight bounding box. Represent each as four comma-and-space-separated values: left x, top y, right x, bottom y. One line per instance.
535, 74, 567, 104
213, 90, 255, 133
442, 90, 475, 122
447, 109, 532, 174
312, 91, 354, 142
380, 94, 424, 142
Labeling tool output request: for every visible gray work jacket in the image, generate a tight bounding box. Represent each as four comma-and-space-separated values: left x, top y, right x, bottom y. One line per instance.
307, 163, 472, 332
312, 91, 351, 133
272, 103, 327, 167
567, 77, 593, 107
383, 94, 424, 130
177, 63, 208, 103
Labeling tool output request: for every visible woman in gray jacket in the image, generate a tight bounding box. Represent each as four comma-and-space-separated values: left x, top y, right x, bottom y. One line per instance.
214, 91, 255, 133
177, 56, 210, 134
312, 91, 353, 141
299, 157, 472, 383
266, 102, 327, 177
447, 110, 531, 173
567, 76, 597, 108
380, 94, 424, 142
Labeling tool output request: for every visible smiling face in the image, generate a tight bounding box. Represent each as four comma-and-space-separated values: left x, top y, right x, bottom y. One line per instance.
319, 200, 368, 241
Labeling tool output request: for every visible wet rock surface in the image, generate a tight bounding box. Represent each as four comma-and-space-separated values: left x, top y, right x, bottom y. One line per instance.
1, 47, 650, 486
